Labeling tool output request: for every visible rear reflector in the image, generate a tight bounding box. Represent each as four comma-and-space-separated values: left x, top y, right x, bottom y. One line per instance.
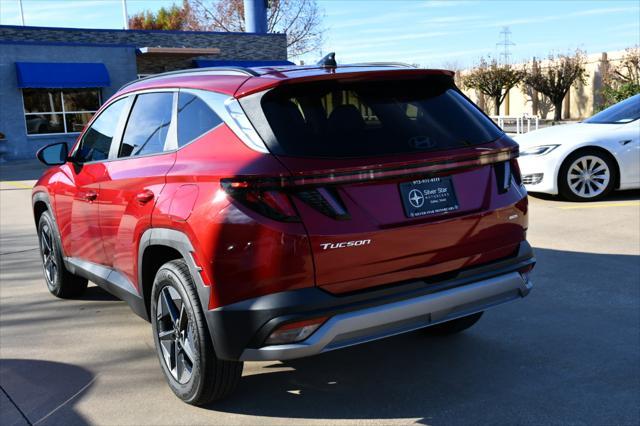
494, 158, 523, 193
296, 187, 350, 220
511, 158, 522, 185
494, 161, 511, 194
265, 317, 329, 345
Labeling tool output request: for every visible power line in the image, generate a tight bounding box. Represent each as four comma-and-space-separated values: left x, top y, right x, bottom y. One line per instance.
497, 26, 515, 65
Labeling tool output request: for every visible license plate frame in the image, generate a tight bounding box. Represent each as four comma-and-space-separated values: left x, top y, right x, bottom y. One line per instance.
399, 177, 460, 218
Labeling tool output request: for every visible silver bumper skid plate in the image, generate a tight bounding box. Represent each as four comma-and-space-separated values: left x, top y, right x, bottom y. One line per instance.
241, 271, 532, 361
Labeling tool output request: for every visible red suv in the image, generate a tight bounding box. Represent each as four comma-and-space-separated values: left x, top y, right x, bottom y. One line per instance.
33, 62, 535, 405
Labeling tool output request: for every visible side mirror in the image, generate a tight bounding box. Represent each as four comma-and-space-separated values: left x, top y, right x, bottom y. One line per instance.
36, 142, 69, 166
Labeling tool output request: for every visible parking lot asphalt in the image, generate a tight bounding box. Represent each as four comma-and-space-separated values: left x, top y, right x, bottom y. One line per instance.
1, 164, 639, 426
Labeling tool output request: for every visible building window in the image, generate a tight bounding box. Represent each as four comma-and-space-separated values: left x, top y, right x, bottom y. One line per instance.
22, 89, 101, 135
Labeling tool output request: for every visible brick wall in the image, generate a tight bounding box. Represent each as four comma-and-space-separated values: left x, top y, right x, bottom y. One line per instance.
0, 25, 288, 61
135, 55, 219, 74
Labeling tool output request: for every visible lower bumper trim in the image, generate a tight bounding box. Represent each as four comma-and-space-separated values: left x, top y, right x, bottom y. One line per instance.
240, 270, 531, 361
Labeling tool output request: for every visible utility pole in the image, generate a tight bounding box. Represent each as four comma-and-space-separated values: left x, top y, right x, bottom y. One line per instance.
496, 26, 515, 65
17, 0, 25, 26
243, 0, 268, 33
121, 0, 129, 30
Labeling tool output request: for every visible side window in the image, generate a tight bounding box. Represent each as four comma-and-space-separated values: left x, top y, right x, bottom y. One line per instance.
75, 98, 127, 162
177, 93, 223, 147
119, 92, 173, 158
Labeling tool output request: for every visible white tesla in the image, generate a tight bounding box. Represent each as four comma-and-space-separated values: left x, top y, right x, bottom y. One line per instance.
515, 94, 640, 201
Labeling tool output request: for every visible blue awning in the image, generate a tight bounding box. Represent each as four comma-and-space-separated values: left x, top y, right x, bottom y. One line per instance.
193, 59, 295, 68
15, 62, 110, 88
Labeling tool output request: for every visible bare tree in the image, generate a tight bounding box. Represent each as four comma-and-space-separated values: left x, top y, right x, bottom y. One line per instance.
462, 57, 524, 115
524, 50, 588, 121
601, 46, 640, 107
186, 0, 324, 58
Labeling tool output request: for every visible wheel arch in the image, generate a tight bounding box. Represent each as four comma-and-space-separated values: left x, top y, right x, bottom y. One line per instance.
32, 191, 52, 226
138, 228, 211, 322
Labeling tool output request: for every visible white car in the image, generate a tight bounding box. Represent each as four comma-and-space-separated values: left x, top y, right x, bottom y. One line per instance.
515, 94, 640, 201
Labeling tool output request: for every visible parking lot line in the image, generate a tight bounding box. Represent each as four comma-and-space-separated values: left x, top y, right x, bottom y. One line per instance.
557, 201, 640, 210
0, 181, 33, 190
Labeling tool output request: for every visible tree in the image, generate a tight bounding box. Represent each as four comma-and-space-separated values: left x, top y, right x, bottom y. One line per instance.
186, 0, 324, 58
524, 50, 587, 121
462, 58, 523, 115
128, 2, 191, 30
601, 47, 640, 107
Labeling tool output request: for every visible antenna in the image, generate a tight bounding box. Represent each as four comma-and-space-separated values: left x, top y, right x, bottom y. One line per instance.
496, 26, 515, 65
317, 52, 337, 68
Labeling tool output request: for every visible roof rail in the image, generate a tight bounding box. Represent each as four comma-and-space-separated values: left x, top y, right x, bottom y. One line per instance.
119, 66, 260, 91
347, 62, 417, 69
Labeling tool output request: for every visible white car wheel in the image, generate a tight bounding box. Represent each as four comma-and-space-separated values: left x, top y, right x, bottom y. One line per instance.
567, 155, 610, 198
559, 150, 616, 201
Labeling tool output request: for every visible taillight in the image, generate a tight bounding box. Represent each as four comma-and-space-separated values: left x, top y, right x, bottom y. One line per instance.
221, 180, 299, 222
222, 178, 351, 221
265, 316, 329, 345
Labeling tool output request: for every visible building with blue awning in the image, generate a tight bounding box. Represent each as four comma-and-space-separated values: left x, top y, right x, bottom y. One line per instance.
15, 62, 111, 89
0, 25, 288, 161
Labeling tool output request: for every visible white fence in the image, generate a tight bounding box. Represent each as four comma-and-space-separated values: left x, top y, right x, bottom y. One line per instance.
490, 115, 540, 134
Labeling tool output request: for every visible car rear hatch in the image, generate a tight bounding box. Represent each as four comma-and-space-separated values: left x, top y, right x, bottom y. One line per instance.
238, 71, 525, 294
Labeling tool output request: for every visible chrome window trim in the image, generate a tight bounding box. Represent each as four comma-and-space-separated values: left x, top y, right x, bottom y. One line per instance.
69, 86, 269, 166
180, 88, 269, 154
164, 92, 179, 152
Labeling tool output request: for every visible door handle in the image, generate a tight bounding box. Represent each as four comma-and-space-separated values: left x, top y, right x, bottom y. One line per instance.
84, 190, 98, 202
136, 189, 155, 204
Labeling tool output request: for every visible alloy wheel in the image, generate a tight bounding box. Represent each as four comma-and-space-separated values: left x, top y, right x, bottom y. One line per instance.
566, 155, 610, 199
156, 286, 196, 384
40, 223, 58, 286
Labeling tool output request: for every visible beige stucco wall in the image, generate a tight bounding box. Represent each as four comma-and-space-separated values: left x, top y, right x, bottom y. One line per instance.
460, 50, 628, 120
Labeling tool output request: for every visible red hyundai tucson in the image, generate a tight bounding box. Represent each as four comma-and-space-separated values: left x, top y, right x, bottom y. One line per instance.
33, 59, 535, 405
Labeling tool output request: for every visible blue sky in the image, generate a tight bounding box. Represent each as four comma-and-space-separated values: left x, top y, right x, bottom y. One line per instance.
1, 0, 638, 68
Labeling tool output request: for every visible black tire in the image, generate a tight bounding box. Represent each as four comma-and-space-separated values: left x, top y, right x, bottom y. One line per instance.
150, 259, 243, 405
424, 312, 483, 336
37, 210, 88, 298
558, 149, 617, 201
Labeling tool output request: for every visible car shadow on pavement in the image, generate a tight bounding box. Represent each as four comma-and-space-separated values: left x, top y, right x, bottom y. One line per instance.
205, 247, 640, 425
0, 359, 94, 426
79, 285, 120, 302
528, 188, 640, 202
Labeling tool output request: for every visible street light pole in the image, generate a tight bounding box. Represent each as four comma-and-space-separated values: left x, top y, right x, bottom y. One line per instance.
121, 0, 129, 29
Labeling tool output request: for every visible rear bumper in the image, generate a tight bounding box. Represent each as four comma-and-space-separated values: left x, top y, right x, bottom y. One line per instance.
205, 241, 535, 361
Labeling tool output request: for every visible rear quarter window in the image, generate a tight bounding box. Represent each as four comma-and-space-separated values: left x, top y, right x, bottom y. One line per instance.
253, 75, 503, 158
177, 92, 223, 147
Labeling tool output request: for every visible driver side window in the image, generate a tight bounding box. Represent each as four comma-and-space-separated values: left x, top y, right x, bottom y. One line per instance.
75, 98, 127, 163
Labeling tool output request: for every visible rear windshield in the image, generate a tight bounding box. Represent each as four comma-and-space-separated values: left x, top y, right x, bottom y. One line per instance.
257, 76, 503, 158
